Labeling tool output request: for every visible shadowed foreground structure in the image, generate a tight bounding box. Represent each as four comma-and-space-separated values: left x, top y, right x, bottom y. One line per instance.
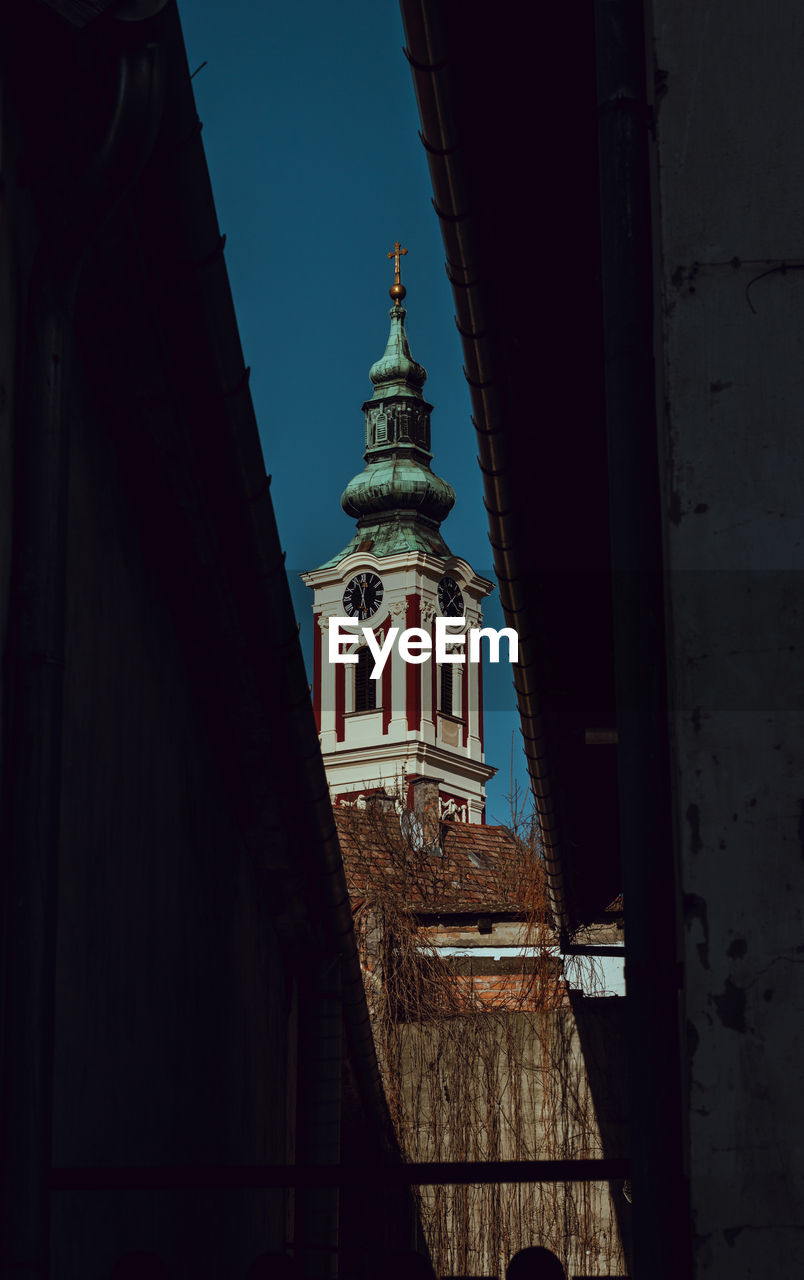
336, 800, 629, 1278
400, 0, 804, 1275
0, 3, 420, 1276
3, 0, 800, 1277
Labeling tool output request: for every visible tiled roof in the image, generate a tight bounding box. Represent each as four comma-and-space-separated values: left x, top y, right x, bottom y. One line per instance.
334, 807, 547, 915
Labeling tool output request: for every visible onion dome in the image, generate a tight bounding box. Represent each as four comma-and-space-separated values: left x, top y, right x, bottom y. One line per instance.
341, 455, 455, 523
320, 245, 457, 568
367, 306, 428, 400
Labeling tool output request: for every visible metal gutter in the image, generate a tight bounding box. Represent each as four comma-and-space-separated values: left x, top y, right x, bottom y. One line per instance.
399, 1, 570, 937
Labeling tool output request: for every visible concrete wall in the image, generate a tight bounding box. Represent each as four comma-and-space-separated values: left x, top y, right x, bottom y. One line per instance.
47, 324, 293, 1276
398, 1009, 629, 1278
0, 63, 293, 1278
649, 2, 804, 1272
1, 33, 424, 1273
0, 65, 36, 840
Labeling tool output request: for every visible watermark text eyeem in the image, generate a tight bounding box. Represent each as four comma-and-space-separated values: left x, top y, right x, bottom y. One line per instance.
329, 616, 518, 680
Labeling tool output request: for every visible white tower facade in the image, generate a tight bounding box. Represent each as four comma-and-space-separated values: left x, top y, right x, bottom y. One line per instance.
303, 255, 495, 823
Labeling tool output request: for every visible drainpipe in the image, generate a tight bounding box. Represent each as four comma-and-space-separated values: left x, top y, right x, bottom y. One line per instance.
593, 1, 690, 1275
0, 32, 165, 1279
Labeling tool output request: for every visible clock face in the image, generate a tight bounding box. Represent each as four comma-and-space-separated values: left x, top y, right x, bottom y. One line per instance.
343, 571, 383, 620
438, 576, 464, 617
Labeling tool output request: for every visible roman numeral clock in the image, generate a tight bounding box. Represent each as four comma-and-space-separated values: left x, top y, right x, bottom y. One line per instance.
343, 572, 384, 621
302, 249, 495, 825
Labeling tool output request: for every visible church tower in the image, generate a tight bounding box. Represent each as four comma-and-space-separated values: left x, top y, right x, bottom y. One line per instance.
303, 246, 495, 823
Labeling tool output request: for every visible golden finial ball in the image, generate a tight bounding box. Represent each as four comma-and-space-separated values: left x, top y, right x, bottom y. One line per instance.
389, 282, 407, 304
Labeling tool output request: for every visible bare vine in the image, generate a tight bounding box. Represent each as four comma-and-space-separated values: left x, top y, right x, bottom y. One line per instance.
337, 796, 625, 1279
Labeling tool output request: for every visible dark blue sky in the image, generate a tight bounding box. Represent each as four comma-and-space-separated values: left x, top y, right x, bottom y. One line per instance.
182, 0, 529, 822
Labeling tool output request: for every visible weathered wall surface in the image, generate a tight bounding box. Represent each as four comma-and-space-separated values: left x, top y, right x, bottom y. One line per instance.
398, 1009, 628, 1278
649, 2, 804, 1272
49, 349, 291, 1277
0, 73, 35, 828
1, 17, 426, 1274
0, 63, 298, 1276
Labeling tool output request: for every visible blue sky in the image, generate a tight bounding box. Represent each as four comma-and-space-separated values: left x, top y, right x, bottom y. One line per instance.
181, 0, 530, 823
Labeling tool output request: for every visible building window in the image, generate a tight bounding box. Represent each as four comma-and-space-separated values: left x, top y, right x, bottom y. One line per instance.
440, 662, 453, 716
355, 647, 377, 711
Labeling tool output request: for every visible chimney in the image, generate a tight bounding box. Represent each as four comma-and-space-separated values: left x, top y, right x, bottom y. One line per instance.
365, 788, 396, 814
412, 776, 441, 848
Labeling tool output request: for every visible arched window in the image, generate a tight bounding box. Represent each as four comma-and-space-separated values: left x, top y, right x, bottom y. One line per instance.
355, 647, 377, 711
440, 662, 453, 716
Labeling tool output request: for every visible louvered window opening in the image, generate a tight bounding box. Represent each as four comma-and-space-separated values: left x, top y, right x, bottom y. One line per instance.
355, 647, 377, 711
440, 662, 453, 716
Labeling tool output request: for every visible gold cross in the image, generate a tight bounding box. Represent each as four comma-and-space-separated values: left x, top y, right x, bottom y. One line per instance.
387, 241, 408, 287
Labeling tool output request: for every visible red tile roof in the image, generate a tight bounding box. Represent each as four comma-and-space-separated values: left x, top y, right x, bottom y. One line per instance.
334, 807, 548, 916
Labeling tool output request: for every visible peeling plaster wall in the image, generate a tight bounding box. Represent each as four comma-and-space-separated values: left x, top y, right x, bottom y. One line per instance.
399, 1010, 629, 1278
48, 337, 291, 1278
0, 91, 293, 1267
649, 2, 804, 1272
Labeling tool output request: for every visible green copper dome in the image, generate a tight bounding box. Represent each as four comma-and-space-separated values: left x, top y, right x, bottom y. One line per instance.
367, 306, 428, 400
314, 272, 457, 570
338, 300, 455, 536
341, 455, 455, 523
318, 514, 452, 568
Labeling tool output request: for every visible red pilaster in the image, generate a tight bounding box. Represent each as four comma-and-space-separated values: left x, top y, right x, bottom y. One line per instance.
406, 593, 421, 731
382, 651, 393, 733
375, 613, 393, 735
335, 660, 345, 742
462, 649, 469, 746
